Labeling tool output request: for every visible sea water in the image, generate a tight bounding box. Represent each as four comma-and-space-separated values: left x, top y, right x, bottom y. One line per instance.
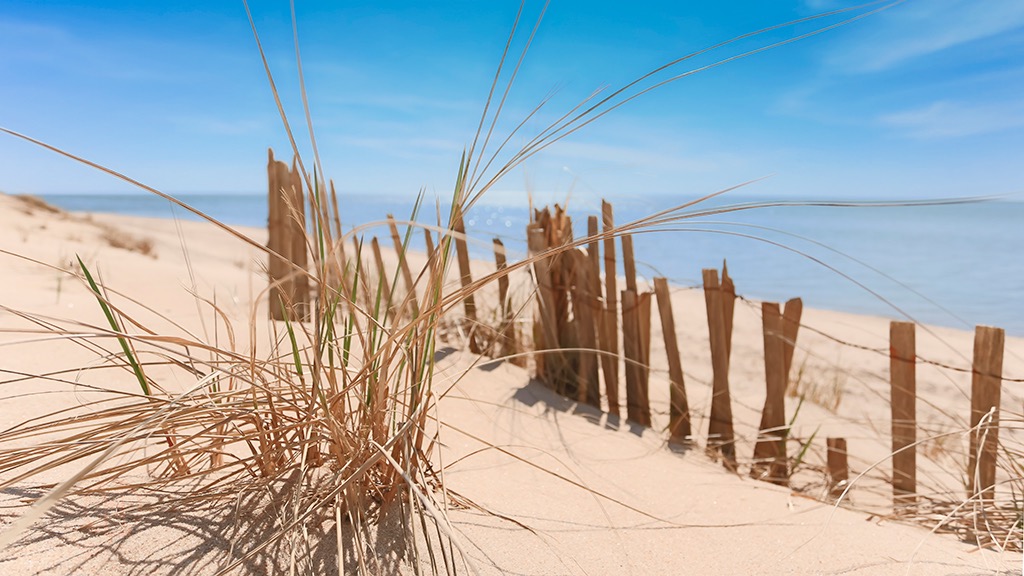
41, 192, 1024, 336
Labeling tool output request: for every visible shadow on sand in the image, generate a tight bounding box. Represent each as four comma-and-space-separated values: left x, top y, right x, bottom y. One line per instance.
0, 477, 457, 576
507, 375, 690, 455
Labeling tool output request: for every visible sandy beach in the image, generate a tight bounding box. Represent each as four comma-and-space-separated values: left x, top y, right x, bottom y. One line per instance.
0, 191, 1021, 575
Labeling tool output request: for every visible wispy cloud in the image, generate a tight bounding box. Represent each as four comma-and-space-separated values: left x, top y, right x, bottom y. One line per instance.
0, 17, 232, 84
544, 140, 720, 173
803, 0, 841, 10
317, 91, 480, 116
170, 116, 270, 136
824, 0, 1024, 73
0, 20, 73, 64
335, 135, 464, 159
879, 100, 1024, 138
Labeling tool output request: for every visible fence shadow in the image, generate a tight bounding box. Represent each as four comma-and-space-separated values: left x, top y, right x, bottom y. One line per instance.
509, 377, 654, 439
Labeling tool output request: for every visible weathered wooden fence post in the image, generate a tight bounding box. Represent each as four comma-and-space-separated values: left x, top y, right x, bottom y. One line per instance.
703, 263, 736, 468
890, 321, 917, 510
622, 234, 638, 293
453, 209, 481, 353
423, 228, 436, 261
387, 215, 418, 318
827, 437, 849, 498
492, 238, 516, 361
621, 289, 652, 426
781, 298, 802, 383
622, 289, 638, 419
493, 240, 509, 318
654, 277, 691, 442
619, 232, 652, 424
637, 290, 652, 420
752, 302, 789, 485
267, 149, 286, 320
267, 149, 309, 321
371, 237, 394, 319
587, 216, 602, 309
587, 216, 607, 408
572, 249, 600, 407
968, 325, 1004, 503
528, 223, 556, 383
601, 200, 620, 416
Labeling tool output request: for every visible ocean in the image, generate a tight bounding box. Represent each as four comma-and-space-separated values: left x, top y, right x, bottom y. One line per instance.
40, 192, 1024, 336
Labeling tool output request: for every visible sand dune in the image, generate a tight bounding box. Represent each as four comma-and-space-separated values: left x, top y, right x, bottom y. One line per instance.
0, 193, 1019, 574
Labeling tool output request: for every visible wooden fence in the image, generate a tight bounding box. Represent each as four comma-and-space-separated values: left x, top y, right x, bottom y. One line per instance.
524, 200, 1011, 520
262, 161, 1014, 526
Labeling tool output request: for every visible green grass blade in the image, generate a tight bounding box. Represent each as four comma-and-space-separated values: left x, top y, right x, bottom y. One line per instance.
77, 255, 150, 396
280, 301, 306, 381
792, 425, 820, 474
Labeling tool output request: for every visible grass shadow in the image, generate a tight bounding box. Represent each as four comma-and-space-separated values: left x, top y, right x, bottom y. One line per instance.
0, 482, 423, 576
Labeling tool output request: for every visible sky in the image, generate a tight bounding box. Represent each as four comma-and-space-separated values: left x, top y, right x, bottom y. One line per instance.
2, 0, 1024, 205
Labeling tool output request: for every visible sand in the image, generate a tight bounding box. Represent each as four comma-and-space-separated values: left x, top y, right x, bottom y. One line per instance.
0, 192, 1020, 575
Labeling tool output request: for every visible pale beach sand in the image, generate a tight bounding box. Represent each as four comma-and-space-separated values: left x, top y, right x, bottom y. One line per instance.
0, 192, 1020, 574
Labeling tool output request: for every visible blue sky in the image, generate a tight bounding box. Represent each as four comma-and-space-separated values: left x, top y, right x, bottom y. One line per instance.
2, 0, 1024, 204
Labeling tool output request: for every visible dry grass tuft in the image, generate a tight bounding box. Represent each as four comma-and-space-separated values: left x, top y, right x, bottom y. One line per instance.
13, 194, 63, 216
100, 226, 156, 257
0, 182, 465, 572
787, 354, 845, 412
